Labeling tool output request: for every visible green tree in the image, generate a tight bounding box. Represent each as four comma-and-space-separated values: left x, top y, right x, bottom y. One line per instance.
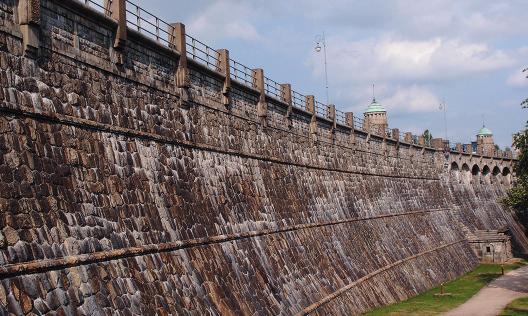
423, 129, 433, 146
503, 68, 528, 228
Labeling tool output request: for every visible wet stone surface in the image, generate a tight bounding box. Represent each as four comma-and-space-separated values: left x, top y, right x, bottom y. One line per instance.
0, 1, 525, 315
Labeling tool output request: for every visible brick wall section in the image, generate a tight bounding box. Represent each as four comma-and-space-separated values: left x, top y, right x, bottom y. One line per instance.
0, 1, 525, 315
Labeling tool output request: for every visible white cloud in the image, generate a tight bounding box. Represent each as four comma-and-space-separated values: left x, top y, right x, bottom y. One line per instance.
310, 36, 516, 84
385, 85, 441, 113
187, 1, 260, 42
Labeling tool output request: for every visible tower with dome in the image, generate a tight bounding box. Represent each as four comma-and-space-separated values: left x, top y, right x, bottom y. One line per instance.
476, 125, 495, 156
363, 98, 388, 136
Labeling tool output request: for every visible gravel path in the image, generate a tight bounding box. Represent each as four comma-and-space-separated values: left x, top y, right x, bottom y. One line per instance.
443, 265, 528, 316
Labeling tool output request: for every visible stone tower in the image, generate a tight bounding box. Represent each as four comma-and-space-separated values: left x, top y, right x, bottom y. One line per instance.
476, 125, 495, 156
363, 98, 388, 136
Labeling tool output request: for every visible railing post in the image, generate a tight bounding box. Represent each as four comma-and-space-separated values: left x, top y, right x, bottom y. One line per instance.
306, 96, 317, 136
170, 23, 190, 88
327, 104, 336, 143
281, 83, 293, 127
253, 69, 267, 125
217, 49, 231, 107
105, 0, 126, 64
327, 104, 336, 129
404, 132, 413, 143
345, 112, 355, 144
391, 128, 400, 141
18, 0, 40, 57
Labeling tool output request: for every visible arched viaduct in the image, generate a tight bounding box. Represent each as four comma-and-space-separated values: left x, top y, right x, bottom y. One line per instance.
447, 152, 513, 185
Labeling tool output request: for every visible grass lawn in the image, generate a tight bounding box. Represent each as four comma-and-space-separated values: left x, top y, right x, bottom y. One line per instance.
364, 260, 527, 316
500, 297, 528, 316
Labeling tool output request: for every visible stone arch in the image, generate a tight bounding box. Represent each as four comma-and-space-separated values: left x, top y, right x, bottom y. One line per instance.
482, 165, 491, 184
450, 161, 460, 182
492, 166, 501, 176
461, 163, 470, 184
492, 166, 501, 184
502, 167, 511, 185
471, 164, 480, 175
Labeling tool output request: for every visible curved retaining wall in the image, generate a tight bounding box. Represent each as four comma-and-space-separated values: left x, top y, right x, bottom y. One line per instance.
0, 1, 526, 315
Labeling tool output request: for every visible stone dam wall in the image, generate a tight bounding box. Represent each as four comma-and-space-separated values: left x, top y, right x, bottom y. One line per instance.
0, 0, 527, 315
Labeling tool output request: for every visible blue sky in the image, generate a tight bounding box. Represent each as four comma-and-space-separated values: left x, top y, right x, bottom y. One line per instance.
134, 0, 527, 148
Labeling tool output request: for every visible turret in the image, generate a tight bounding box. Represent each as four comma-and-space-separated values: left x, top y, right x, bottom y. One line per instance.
363, 98, 388, 136
476, 125, 494, 156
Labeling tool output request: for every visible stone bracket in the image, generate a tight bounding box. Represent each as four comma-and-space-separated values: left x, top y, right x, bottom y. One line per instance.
170, 23, 190, 89
345, 112, 356, 144
18, 0, 40, 57
217, 49, 231, 108
253, 68, 267, 126
306, 95, 317, 136
281, 83, 293, 128
105, 0, 127, 64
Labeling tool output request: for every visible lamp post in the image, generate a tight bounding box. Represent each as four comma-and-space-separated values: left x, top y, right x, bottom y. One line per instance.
439, 100, 447, 140
315, 32, 329, 105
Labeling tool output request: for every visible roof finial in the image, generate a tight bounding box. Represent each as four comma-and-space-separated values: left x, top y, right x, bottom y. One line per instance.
482, 114, 485, 127
372, 83, 376, 102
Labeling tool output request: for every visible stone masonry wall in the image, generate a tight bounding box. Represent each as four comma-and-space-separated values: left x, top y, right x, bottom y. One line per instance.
0, 1, 526, 315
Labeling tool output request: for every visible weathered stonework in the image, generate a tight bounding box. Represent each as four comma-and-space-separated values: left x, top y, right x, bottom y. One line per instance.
0, 1, 526, 315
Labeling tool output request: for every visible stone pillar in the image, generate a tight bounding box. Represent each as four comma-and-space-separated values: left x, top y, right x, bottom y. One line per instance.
345, 112, 355, 144
18, 0, 40, 57
404, 132, 413, 143
431, 138, 444, 150
327, 104, 336, 129
253, 68, 267, 125
306, 95, 317, 136
418, 136, 425, 146
455, 143, 463, 153
391, 128, 400, 141
105, 0, 126, 64
216, 49, 231, 107
281, 84, 293, 127
170, 23, 190, 88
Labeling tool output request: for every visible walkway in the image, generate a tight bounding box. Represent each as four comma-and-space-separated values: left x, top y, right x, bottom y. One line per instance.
444, 265, 528, 316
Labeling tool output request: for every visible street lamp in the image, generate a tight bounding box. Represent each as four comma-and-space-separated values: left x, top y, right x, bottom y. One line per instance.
315, 32, 329, 105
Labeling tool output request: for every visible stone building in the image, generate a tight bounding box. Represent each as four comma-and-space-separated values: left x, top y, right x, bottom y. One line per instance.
476, 125, 495, 156
363, 98, 388, 136
467, 230, 512, 263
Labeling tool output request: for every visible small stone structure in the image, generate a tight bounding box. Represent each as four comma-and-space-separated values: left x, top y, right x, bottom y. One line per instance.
468, 230, 512, 263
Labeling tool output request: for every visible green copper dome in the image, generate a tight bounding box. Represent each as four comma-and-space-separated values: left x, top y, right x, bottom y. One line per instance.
365, 98, 386, 113
477, 126, 492, 136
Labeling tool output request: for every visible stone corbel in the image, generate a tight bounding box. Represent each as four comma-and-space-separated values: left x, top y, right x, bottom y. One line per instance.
105, 0, 127, 64
18, 0, 40, 57
217, 49, 231, 108
253, 69, 267, 126
281, 83, 293, 128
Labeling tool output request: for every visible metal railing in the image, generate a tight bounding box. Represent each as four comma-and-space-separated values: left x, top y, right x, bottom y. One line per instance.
125, 0, 172, 45
264, 76, 283, 101
230, 59, 254, 88
186, 34, 219, 72
75, 0, 514, 160
335, 109, 347, 125
84, 0, 111, 15
291, 90, 306, 111
354, 115, 365, 131
314, 100, 327, 118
